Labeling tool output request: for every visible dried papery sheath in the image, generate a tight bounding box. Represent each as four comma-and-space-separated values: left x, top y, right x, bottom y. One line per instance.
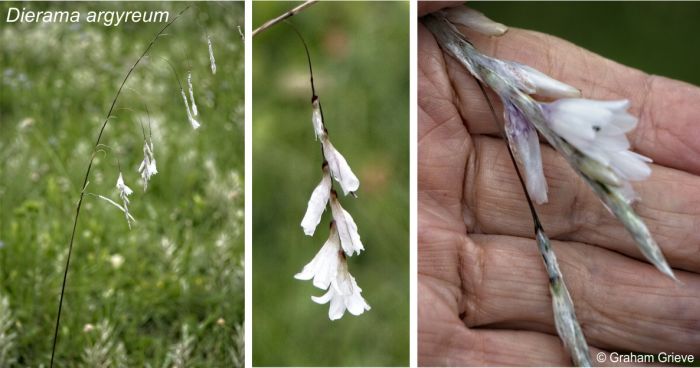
321, 136, 360, 195
301, 163, 331, 236
138, 138, 158, 190
207, 35, 217, 75
504, 101, 548, 204
329, 191, 363, 257
187, 71, 198, 116
311, 254, 371, 320
311, 98, 326, 140
536, 229, 591, 367
180, 88, 200, 129
295, 221, 341, 289
116, 172, 134, 229
441, 6, 508, 36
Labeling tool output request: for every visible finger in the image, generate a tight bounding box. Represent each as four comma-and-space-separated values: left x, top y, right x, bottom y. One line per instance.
419, 23, 472, 213
465, 135, 700, 273
462, 234, 700, 355
441, 25, 700, 175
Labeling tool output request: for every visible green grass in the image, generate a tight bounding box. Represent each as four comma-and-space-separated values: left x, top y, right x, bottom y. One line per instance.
0, 2, 244, 366
252, 2, 410, 366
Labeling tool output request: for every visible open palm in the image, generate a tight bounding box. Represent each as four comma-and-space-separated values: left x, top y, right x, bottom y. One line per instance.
418, 6, 700, 366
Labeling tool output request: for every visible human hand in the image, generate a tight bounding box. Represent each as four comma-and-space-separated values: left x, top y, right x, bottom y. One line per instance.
418, 3, 700, 366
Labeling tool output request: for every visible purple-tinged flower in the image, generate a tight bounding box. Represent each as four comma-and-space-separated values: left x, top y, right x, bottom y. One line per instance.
503, 101, 548, 204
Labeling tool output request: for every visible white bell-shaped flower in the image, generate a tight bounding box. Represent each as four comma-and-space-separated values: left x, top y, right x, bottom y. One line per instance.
311, 259, 370, 320
300, 163, 331, 236
329, 191, 364, 256
322, 136, 360, 195
294, 221, 341, 289
541, 99, 651, 182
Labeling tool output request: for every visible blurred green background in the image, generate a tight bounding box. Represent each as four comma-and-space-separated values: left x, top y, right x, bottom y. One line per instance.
253, 1, 409, 366
0, 2, 244, 366
471, 2, 700, 86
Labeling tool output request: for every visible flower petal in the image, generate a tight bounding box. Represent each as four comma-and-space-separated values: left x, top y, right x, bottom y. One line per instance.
322, 137, 360, 195
330, 194, 364, 256
294, 223, 341, 289
300, 168, 331, 236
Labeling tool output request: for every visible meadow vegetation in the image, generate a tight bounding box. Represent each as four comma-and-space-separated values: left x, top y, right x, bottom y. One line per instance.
0, 2, 244, 366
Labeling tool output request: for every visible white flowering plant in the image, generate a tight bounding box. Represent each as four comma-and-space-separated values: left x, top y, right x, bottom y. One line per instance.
290, 32, 371, 320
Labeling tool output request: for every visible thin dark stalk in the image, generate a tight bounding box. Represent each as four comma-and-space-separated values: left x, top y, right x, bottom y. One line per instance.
50, 7, 190, 366
252, 0, 317, 38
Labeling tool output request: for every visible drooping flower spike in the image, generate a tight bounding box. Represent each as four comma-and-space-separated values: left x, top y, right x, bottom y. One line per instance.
293, 25, 368, 320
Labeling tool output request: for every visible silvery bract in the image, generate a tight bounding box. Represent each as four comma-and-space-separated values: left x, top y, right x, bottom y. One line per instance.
504, 101, 548, 204
294, 222, 341, 289
138, 138, 158, 191
300, 164, 331, 236
311, 98, 325, 140
441, 6, 508, 36
116, 172, 134, 229
329, 192, 364, 257
311, 259, 371, 321
322, 137, 360, 195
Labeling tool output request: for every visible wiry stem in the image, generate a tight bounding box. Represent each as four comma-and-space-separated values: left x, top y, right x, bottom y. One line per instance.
252, 0, 318, 38
50, 7, 190, 366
